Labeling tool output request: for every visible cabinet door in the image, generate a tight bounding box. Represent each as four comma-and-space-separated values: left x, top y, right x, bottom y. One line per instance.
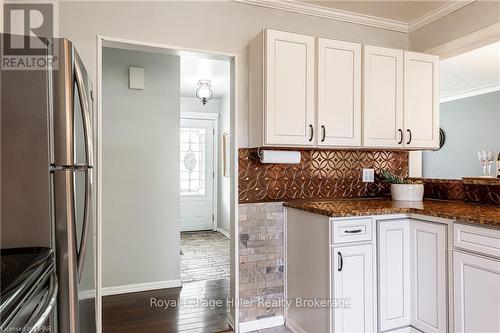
265, 29, 315, 146
378, 220, 411, 331
410, 220, 447, 333
404, 52, 439, 148
363, 46, 404, 148
317, 38, 361, 147
332, 244, 375, 333
453, 251, 500, 333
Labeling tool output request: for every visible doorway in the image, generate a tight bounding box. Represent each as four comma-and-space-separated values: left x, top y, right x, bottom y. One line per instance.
180, 115, 217, 232
98, 37, 236, 332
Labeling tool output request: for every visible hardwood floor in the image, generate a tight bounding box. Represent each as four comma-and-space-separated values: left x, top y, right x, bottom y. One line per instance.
102, 278, 232, 333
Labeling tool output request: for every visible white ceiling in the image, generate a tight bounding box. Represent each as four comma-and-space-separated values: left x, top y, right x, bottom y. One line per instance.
302, 0, 450, 23
180, 55, 230, 99
440, 41, 500, 102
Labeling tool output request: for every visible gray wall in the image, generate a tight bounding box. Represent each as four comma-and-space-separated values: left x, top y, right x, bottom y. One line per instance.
102, 47, 180, 288
423, 91, 500, 179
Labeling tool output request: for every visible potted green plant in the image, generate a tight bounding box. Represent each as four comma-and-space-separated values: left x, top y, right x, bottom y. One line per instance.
380, 170, 424, 201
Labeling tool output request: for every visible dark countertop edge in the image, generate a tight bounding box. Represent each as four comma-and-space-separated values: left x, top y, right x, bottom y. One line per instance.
283, 201, 500, 228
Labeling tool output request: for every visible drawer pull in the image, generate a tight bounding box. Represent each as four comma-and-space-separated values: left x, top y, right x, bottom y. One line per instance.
344, 229, 362, 234
338, 252, 343, 272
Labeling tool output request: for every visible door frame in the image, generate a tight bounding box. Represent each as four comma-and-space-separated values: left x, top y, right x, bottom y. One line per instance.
180, 112, 219, 231
96, 36, 239, 332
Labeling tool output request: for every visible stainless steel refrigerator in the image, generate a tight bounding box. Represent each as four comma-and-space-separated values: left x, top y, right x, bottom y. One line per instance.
1, 34, 96, 333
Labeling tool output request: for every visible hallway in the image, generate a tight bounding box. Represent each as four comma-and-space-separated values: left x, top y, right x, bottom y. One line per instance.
180, 231, 230, 283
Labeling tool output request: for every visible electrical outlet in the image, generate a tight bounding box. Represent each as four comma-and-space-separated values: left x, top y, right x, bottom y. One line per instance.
362, 168, 375, 182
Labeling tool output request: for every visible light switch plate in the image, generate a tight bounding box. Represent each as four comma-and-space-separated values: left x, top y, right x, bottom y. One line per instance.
362, 168, 375, 182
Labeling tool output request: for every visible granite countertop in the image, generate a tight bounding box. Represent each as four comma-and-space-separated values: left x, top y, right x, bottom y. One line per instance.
284, 198, 500, 228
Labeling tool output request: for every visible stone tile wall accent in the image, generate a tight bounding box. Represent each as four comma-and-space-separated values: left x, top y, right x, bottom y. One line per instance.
238, 202, 285, 322
239, 148, 409, 203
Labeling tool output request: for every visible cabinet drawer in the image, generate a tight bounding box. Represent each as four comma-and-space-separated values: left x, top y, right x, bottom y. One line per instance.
331, 217, 373, 244
454, 223, 500, 259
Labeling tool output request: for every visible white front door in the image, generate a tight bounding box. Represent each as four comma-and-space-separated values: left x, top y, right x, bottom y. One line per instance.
180, 118, 215, 231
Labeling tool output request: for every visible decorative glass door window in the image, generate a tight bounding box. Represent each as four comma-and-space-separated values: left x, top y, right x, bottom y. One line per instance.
180, 127, 206, 195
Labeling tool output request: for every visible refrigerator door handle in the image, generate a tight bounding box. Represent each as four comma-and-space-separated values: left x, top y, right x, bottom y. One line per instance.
77, 168, 92, 281
74, 55, 94, 167
74, 54, 94, 281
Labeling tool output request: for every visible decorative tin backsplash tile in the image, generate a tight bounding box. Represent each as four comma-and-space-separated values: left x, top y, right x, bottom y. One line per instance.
421, 178, 500, 206
238, 149, 409, 203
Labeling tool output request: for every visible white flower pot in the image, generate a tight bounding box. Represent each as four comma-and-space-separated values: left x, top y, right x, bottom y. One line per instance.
390, 184, 424, 202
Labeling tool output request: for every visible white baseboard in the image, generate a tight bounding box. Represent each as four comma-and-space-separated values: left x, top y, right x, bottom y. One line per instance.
102, 279, 182, 296
239, 315, 284, 332
78, 289, 96, 300
216, 227, 230, 239
286, 319, 306, 333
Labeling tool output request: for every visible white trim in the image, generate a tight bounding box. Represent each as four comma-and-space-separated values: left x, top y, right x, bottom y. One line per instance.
96, 35, 239, 332
408, 0, 475, 32
181, 111, 219, 120
216, 227, 230, 239
96, 35, 103, 333
440, 83, 500, 103
234, 0, 408, 33
101, 279, 182, 297
425, 22, 500, 59
79, 289, 96, 300
234, 0, 474, 34
239, 315, 285, 332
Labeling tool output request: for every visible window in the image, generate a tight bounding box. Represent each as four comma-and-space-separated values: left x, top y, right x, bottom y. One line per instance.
180, 127, 206, 195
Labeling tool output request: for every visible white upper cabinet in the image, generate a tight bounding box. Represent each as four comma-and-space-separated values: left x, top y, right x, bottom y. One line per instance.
363, 45, 404, 148
248, 30, 439, 149
404, 51, 440, 148
317, 38, 361, 147
249, 29, 315, 147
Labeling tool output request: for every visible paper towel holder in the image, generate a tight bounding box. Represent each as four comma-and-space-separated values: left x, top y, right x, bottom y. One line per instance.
257, 148, 301, 164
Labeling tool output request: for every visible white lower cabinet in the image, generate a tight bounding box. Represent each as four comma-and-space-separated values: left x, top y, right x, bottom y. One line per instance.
378, 219, 411, 331
378, 219, 447, 333
453, 250, 500, 333
287, 211, 499, 333
410, 220, 447, 333
332, 244, 376, 333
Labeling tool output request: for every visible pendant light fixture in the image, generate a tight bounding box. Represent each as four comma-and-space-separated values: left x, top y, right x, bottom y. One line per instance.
196, 79, 213, 105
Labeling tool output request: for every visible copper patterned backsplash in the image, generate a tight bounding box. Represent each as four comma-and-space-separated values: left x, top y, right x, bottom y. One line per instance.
238, 148, 409, 203
420, 178, 500, 206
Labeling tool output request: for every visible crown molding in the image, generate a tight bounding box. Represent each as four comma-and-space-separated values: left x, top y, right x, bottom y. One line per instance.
440, 83, 500, 103
425, 22, 500, 59
235, 0, 477, 34
409, 0, 476, 32
234, 0, 408, 33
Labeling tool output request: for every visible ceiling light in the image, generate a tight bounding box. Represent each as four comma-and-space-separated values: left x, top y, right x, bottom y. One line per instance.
196, 79, 213, 105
